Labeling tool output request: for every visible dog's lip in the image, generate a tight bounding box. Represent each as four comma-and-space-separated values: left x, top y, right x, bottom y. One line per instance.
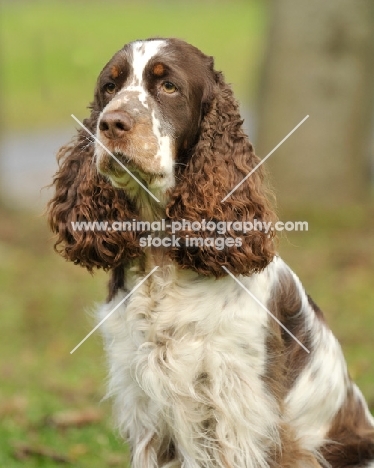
107, 152, 166, 182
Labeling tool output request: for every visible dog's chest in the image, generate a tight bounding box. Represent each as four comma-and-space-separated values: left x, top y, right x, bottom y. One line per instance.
100, 267, 273, 399
98, 265, 284, 462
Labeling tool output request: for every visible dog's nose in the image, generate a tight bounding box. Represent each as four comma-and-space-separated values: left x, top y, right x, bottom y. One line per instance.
99, 111, 133, 139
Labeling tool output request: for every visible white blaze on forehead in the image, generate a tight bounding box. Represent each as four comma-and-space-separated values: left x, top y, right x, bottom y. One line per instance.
131, 40, 166, 85
118, 40, 166, 109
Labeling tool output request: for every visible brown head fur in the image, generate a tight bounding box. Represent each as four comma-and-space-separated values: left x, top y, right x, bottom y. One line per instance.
166, 68, 276, 277
48, 38, 276, 279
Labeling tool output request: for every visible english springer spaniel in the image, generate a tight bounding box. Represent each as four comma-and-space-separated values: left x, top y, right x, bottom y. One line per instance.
48, 38, 374, 467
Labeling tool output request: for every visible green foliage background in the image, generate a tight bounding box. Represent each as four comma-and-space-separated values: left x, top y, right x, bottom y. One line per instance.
0, 0, 267, 130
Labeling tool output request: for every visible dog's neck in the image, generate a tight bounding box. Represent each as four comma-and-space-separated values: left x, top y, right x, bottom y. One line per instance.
137, 192, 173, 271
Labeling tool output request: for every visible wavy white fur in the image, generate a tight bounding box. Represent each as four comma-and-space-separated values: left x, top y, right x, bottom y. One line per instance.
99, 259, 284, 468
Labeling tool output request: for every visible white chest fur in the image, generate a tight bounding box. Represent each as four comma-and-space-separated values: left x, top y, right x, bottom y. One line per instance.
98, 264, 280, 467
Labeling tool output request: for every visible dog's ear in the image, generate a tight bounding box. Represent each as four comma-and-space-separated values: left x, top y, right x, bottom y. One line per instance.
166, 71, 276, 278
47, 115, 142, 271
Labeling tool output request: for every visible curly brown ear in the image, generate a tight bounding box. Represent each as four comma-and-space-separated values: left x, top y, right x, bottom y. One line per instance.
47, 116, 141, 271
166, 72, 277, 278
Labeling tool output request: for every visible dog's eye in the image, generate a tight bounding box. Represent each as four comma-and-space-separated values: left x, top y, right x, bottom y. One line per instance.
104, 82, 116, 94
161, 81, 177, 94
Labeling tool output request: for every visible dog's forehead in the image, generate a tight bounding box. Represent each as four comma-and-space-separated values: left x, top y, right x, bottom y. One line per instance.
103, 39, 168, 81
130, 39, 167, 84
105, 38, 205, 84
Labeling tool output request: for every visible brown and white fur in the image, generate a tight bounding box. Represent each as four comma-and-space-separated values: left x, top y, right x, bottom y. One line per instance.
48, 38, 374, 467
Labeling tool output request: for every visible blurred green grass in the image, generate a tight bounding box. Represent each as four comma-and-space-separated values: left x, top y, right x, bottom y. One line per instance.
0, 205, 126, 467
0, 0, 267, 131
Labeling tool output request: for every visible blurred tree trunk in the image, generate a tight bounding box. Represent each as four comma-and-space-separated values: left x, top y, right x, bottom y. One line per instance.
256, 0, 374, 210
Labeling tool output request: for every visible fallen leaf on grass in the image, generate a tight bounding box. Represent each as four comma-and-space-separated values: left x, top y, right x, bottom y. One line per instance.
12, 442, 71, 464
68, 443, 88, 458
46, 407, 103, 428
107, 453, 130, 466
0, 395, 28, 416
